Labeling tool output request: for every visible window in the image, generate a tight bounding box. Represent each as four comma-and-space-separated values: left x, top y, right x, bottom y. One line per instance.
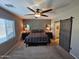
0, 18, 15, 44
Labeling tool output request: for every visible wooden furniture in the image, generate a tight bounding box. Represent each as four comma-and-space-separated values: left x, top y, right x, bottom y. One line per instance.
45, 32, 53, 43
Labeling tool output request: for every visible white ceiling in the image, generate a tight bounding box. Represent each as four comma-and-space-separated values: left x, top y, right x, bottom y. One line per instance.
0, 0, 76, 19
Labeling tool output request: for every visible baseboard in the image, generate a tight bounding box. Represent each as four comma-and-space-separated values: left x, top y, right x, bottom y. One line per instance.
55, 46, 75, 59
70, 52, 78, 59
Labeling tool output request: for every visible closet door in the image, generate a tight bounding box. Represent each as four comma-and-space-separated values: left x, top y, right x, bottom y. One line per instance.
59, 17, 73, 52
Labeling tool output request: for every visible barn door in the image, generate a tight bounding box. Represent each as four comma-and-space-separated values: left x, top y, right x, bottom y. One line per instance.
59, 17, 73, 52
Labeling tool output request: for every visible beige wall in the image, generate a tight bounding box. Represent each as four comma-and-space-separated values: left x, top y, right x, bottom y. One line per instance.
55, 0, 79, 58
0, 7, 23, 55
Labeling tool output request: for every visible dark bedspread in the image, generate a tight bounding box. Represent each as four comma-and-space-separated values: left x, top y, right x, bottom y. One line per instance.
25, 32, 49, 44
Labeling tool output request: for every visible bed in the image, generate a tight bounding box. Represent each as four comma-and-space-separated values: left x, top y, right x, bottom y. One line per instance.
25, 29, 49, 46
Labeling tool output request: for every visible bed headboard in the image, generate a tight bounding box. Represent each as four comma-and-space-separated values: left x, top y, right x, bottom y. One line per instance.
31, 29, 44, 33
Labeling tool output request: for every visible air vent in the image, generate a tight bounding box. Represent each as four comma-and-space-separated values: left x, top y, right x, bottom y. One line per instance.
5, 4, 15, 8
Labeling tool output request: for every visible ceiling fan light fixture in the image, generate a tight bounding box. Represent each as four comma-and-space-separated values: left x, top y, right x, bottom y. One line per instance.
26, 7, 53, 17
34, 13, 41, 17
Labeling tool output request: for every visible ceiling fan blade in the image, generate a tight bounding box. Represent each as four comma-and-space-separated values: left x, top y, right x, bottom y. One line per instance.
41, 14, 48, 17
27, 7, 35, 12
41, 9, 53, 13
24, 14, 34, 16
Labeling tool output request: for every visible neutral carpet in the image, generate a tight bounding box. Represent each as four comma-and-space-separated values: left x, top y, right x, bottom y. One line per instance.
3, 45, 75, 59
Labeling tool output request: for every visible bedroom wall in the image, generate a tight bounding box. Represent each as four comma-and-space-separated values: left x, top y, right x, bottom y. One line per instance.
55, 0, 79, 58
23, 19, 51, 30
0, 7, 23, 55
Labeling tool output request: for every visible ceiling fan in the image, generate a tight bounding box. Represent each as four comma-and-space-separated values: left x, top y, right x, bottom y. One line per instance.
25, 7, 53, 18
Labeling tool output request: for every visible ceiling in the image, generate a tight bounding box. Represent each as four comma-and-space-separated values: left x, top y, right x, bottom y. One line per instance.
0, 0, 75, 19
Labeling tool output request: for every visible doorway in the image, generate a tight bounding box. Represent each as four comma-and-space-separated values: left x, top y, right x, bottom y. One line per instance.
59, 17, 73, 52
54, 21, 60, 45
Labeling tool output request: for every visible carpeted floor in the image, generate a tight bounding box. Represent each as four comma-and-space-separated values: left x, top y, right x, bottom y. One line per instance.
3, 45, 75, 59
